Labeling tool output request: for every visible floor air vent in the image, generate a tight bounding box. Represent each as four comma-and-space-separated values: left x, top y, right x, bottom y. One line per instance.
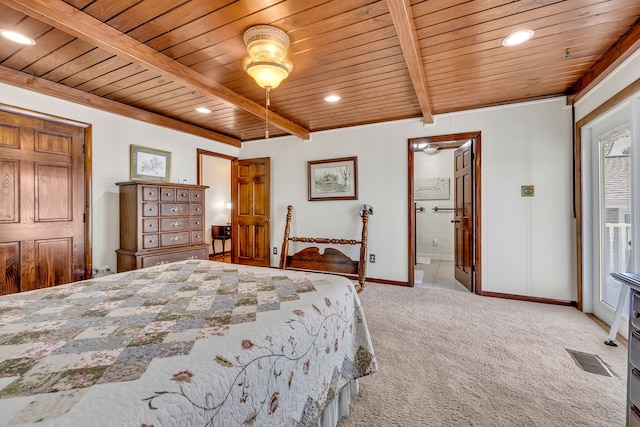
566, 349, 614, 378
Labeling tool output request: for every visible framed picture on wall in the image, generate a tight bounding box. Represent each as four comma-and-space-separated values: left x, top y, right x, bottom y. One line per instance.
415, 177, 450, 200
130, 144, 172, 182
308, 156, 358, 201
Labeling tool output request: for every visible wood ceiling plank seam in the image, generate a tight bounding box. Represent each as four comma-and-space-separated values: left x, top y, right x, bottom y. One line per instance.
0, 64, 240, 145
432, 79, 578, 99
57, 56, 132, 88
103, 1, 192, 34
127, 86, 199, 107
274, 75, 415, 109
413, 0, 565, 33
421, 14, 632, 59
430, 73, 585, 96
421, 34, 615, 73
2, 0, 309, 139
271, 69, 412, 104
285, 86, 419, 114
74, 62, 147, 93
144, 0, 312, 58
1, 28, 75, 71
65, 0, 94, 9
179, 13, 396, 69
415, 0, 640, 49
279, 0, 388, 41
185, 24, 401, 87
420, 23, 627, 63
0, 4, 28, 26
419, 31, 634, 72
154, 1, 341, 69
124, 0, 242, 45
426, 59, 601, 89
39, 48, 113, 82
20, 38, 95, 77
114, 82, 188, 104
0, 16, 53, 62
134, 90, 206, 111
424, 45, 609, 80
92, 69, 165, 98
82, 0, 143, 23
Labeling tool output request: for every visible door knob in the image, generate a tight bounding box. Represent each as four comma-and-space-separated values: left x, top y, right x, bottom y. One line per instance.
451, 220, 460, 223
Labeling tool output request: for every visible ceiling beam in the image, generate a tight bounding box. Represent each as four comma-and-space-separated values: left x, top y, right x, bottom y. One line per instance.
0, 0, 310, 140
568, 18, 640, 104
386, 0, 434, 124
0, 65, 241, 147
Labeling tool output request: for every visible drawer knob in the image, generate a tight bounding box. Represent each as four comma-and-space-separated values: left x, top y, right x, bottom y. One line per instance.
634, 311, 640, 319
181, 193, 187, 197
148, 223, 154, 227
171, 236, 182, 241
171, 221, 182, 227
171, 207, 183, 212
156, 260, 168, 265
186, 256, 198, 260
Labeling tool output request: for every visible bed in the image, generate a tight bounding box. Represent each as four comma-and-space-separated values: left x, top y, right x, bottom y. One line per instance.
279, 205, 370, 292
0, 260, 377, 426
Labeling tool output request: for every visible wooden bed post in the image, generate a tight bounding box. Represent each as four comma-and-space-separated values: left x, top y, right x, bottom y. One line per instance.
279, 205, 293, 269
359, 210, 369, 290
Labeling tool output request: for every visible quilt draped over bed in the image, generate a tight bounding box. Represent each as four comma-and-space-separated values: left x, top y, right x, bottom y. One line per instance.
0, 260, 377, 426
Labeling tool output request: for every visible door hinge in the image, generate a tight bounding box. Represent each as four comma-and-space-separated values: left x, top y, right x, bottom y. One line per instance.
83, 213, 86, 223
83, 144, 86, 154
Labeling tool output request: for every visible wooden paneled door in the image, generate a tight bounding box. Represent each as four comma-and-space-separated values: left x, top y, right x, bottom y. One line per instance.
454, 141, 473, 292
0, 110, 86, 295
232, 158, 270, 267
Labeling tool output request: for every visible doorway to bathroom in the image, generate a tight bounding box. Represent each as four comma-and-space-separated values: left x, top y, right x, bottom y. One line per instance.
407, 132, 481, 293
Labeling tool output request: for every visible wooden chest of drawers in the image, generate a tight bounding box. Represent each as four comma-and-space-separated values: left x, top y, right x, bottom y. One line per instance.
116, 181, 209, 272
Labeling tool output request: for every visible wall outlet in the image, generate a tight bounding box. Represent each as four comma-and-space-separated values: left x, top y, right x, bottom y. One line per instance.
433, 238, 438, 247
273, 247, 277, 254
369, 254, 375, 263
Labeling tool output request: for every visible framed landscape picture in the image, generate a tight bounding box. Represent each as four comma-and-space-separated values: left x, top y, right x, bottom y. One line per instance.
308, 156, 358, 201
130, 145, 172, 182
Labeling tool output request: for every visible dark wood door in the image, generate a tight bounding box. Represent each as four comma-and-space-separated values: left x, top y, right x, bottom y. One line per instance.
454, 141, 473, 291
232, 158, 270, 267
0, 111, 86, 295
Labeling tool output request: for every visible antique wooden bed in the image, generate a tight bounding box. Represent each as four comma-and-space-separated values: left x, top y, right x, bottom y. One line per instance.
279, 205, 370, 292
0, 259, 377, 426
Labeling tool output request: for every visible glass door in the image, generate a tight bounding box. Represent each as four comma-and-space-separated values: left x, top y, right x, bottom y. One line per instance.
591, 107, 632, 335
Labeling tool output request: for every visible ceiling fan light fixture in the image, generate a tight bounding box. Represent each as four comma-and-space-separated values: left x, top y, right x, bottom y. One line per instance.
502, 30, 534, 47
0, 29, 35, 45
423, 144, 439, 154
243, 25, 293, 89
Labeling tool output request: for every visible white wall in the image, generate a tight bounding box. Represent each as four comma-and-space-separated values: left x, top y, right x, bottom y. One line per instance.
241, 97, 575, 300
0, 81, 577, 300
0, 82, 240, 272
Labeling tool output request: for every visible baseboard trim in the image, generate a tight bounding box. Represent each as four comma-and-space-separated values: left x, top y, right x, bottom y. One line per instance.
479, 290, 577, 307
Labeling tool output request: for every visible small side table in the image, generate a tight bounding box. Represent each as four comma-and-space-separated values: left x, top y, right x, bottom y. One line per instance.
211, 225, 231, 260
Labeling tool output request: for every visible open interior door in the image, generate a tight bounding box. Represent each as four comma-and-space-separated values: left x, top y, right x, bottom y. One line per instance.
232, 158, 271, 267
454, 141, 473, 291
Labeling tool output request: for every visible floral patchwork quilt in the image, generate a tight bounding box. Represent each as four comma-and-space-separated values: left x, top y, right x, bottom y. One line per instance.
0, 260, 377, 426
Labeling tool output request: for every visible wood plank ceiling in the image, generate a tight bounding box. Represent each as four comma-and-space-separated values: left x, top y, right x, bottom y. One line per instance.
0, 0, 639, 146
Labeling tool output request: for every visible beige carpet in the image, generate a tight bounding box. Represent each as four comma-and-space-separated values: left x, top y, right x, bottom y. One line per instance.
339, 283, 627, 427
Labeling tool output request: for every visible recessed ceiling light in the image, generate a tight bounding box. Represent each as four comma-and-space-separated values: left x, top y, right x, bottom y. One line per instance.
0, 30, 36, 46
196, 107, 211, 114
324, 95, 341, 103
502, 30, 534, 47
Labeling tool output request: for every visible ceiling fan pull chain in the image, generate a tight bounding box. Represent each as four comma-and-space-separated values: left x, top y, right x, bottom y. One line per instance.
265, 86, 271, 138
